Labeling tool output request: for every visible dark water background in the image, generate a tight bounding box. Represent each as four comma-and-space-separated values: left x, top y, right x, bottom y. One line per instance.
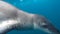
3, 0, 60, 34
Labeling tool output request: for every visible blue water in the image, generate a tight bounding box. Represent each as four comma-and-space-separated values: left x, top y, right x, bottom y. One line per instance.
3, 0, 60, 34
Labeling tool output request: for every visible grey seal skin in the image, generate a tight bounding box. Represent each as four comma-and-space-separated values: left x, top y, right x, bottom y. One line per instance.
0, 1, 60, 34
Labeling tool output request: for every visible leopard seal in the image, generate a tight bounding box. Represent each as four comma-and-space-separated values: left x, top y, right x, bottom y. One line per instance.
0, 0, 60, 34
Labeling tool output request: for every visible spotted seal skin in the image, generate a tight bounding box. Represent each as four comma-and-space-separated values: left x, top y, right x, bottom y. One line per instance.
0, 1, 60, 34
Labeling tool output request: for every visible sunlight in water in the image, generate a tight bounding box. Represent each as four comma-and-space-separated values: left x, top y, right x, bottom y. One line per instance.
20, 0, 23, 2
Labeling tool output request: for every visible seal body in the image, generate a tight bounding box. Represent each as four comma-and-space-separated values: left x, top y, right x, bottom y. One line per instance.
0, 1, 34, 34
0, 1, 60, 34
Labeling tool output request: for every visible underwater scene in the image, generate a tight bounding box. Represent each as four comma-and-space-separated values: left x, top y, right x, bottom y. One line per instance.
2, 0, 60, 34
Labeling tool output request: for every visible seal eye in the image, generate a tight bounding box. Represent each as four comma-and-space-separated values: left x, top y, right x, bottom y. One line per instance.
42, 25, 48, 28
